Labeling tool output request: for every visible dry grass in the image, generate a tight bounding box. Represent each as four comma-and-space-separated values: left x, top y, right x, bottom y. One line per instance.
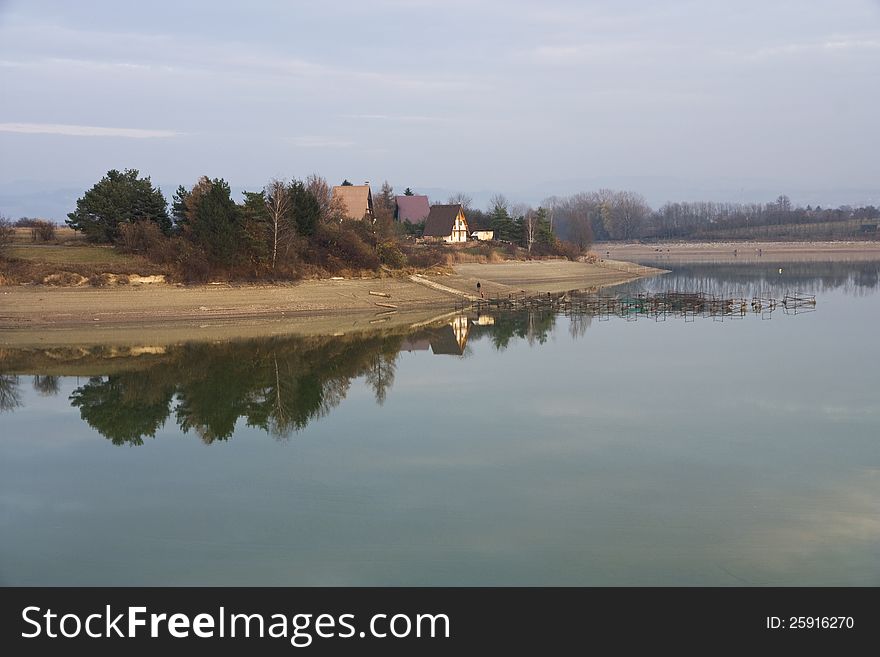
1, 243, 164, 286
10, 226, 81, 244
6, 244, 138, 266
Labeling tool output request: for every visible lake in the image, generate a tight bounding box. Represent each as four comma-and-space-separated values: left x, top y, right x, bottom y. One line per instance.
2, 259, 879, 585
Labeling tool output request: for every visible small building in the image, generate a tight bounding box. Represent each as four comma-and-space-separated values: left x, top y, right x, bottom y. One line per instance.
395, 195, 430, 224
471, 229, 494, 241
423, 204, 469, 243
331, 184, 374, 221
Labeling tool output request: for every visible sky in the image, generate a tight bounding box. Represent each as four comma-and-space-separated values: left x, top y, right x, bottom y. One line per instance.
1, 0, 879, 219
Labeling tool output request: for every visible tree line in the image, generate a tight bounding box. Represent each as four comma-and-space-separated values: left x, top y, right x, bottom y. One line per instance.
531, 192, 879, 243
60, 169, 586, 280
63, 169, 420, 280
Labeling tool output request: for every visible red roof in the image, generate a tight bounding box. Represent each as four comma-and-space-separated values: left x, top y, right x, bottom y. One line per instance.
395, 195, 430, 223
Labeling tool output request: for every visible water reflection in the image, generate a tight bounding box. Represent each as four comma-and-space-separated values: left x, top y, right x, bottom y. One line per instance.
1, 312, 565, 444
618, 259, 880, 298
2, 259, 879, 586
1, 293, 812, 445
6, 261, 876, 445
0, 375, 22, 411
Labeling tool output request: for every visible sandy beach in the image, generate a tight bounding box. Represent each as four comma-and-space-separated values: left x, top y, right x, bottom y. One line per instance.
0, 260, 662, 347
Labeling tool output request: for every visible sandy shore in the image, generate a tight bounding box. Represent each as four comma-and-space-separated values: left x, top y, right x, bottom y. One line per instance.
0, 260, 660, 347
598, 240, 880, 263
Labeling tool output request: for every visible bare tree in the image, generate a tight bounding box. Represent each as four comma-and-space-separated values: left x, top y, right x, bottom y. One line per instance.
374, 180, 395, 237
603, 190, 650, 240
447, 192, 473, 212
32, 375, 61, 396
542, 196, 560, 234
306, 174, 332, 223
489, 193, 509, 213
264, 179, 292, 270
365, 352, 397, 406
0, 214, 13, 254
31, 220, 56, 242
522, 209, 539, 253
0, 375, 21, 411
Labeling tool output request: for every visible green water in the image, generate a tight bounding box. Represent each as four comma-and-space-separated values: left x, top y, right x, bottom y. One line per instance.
1, 260, 879, 585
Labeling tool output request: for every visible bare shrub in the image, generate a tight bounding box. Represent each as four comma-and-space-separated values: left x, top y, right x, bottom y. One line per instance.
31, 220, 56, 242
312, 223, 379, 272
401, 244, 446, 269
377, 241, 406, 268
116, 220, 167, 257
176, 243, 212, 283
0, 216, 13, 253
555, 240, 583, 261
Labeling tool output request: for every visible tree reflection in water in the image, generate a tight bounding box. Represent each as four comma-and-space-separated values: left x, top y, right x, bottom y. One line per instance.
0, 312, 561, 445
7, 259, 869, 446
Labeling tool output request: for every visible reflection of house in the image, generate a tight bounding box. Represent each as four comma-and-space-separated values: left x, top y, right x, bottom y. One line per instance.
472, 314, 495, 326
430, 316, 470, 355
395, 195, 430, 223
331, 184, 374, 221
400, 337, 431, 352
471, 229, 494, 241
423, 204, 468, 243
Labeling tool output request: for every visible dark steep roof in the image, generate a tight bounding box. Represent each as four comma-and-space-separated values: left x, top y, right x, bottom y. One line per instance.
423, 204, 464, 237
395, 195, 430, 223
429, 325, 465, 355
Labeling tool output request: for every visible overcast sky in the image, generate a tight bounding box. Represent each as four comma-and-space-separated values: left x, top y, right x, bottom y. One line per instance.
1, 0, 879, 217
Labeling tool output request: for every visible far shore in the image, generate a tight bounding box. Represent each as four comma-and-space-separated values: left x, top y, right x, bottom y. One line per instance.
0, 259, 663, 347
599, 240, 880, 263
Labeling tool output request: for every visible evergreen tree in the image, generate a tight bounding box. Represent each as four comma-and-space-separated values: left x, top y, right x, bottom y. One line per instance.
186, 177, 244, 266
535, 207, 554, 245
171, 185, 191, 231
404, 188, 414, 196
289, 179, 321, 237
66, 169, 170, 242
240, 190, 272, 265
491, 204, 517, 242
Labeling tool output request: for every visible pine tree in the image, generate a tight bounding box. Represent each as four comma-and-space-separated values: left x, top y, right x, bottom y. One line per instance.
66, 169, 170, 242
186, 177, 243, 266
289, 179, 320, 237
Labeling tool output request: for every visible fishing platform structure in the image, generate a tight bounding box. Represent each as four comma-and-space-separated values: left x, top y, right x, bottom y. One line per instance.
459, 290, 816, 321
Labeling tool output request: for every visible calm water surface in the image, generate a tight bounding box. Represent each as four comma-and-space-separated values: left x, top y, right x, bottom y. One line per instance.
2, 260, 879, 585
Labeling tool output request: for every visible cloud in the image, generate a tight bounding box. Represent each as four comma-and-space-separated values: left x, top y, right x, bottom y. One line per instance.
340, 113, 451, 123
0, 122, 180, 138
747, 35, 880, 59
0, 22, 472, 93
288, 136, 354, 149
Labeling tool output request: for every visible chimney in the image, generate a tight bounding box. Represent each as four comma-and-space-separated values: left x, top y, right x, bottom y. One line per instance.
364, 181, 370, 187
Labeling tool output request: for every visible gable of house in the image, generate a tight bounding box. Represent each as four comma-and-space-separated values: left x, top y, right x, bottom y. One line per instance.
331, 185, 374, 221
395, 195, 430, 223
423, 204, 468, 240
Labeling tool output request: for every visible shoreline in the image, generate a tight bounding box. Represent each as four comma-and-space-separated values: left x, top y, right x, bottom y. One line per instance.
598, 240, 880, 263
0, 260, 663, 347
